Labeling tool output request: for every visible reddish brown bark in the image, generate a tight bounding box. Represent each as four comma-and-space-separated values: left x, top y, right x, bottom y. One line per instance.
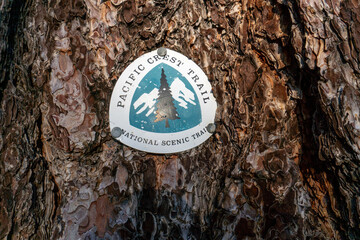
1, 0, 360, 239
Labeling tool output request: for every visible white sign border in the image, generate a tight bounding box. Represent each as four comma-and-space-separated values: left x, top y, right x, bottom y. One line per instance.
109, 49, 217, 154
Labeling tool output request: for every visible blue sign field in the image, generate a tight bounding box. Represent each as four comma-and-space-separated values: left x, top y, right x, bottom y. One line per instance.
130, 63, 201, 133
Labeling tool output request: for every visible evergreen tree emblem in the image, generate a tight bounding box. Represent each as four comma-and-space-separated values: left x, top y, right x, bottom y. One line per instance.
154, 68, 180, 128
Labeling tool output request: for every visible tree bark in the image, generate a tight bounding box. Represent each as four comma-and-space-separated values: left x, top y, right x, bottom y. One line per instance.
1, 0, 360, 239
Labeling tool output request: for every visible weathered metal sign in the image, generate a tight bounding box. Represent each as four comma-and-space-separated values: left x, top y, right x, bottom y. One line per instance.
109, 48, 217, 154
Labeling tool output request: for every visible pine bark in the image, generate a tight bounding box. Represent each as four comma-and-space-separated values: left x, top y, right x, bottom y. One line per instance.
1, 0, 360, 239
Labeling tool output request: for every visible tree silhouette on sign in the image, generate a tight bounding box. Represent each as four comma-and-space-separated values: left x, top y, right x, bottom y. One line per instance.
154, 68, 180, 128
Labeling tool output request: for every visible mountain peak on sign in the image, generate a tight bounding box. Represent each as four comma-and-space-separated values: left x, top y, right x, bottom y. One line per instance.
171, 77, 196, 109
133, 77, 196, 117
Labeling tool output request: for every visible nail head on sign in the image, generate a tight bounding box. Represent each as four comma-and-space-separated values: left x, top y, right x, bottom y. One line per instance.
206, 123, 216, 133
157, 47, 167, 57
111, 127, 122, 138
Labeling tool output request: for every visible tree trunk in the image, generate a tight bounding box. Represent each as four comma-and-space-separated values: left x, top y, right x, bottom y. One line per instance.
1, 0, 360, 239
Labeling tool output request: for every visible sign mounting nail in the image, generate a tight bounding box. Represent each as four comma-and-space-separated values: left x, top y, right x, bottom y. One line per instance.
109, 48, 217, 154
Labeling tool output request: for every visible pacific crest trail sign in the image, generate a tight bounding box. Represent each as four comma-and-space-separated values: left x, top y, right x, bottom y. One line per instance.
109, 48, 217, 154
